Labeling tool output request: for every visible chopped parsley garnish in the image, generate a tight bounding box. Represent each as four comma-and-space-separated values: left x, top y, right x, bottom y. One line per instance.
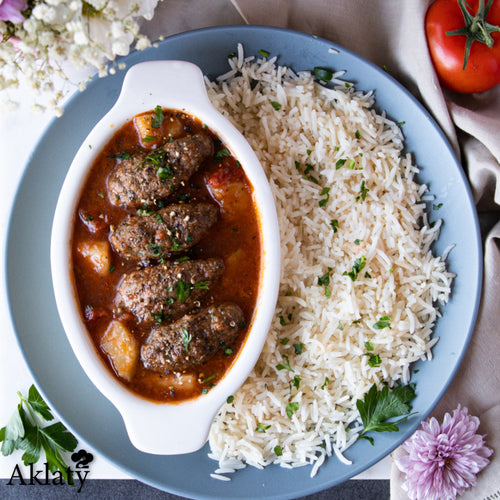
330, 219, 339, 233
293, 343, 305, 355
336, 158, 347, 169
226, 395, 234, 404
364, 340, 374, 351
356, 383, 417, 445
433, 203, 443, 210
151, 312, 164, 325
137, 207, 154, 216
215, 148, 230, 161
171, 237, 183, 252
142, 151, 173, 181
366, 353, 382, 367
143, 150, 166, 166
258, 49, 270, 57
172, 280, 210, 304
355, 180, 369, 201
149, 243, 162, 257
0, 385, 78, 484
286, 402, 300, 418
151, 105, 164, 128
276, 354, 294, 372
108, 151, 130, 160
256, 423, 271, 433
175, 280, 191, 302
274, 445, 283, 456
321, 376, 330, 390
319, 187, 330, 207
143, 135, 155, 143
270, 101, 282, 110
354, 239, 362, 245
157, 165, 174, 180
318, 267, 332, 297
203, 373, 218, 384
343, 256, 366, 281
280, 337, 290, 345
313, 66, 333, 82
193, 281, 209, 290
292, 375, 301, 390
181, 328, 192, 351
373, 316, 392, 330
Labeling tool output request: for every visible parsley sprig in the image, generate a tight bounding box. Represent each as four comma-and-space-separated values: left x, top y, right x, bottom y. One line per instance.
0, 385, 78, 483
356, 383, 417, 445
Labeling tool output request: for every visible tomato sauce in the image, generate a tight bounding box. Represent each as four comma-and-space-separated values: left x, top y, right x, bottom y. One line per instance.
71, 109, 261, 402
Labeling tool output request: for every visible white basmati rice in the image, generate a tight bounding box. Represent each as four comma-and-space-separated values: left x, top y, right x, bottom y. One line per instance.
205, 44, 454, 478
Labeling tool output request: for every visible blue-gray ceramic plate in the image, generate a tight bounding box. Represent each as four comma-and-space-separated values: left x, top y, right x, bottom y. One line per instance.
5, 26, 482, 499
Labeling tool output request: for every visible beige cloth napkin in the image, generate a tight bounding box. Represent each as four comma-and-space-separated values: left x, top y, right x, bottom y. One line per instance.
231, 0, 500, 498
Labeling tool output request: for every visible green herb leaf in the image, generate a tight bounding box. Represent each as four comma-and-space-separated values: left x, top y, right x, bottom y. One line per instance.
151, 105, 164, 128
366, 353, 382, 367
356, 383, 417, 445
313, 67, 333, 82
330, 219, 339, 233
215, 148, 230, 161
227, 395, 234, 404
149, 243, 162, 258
343, 256, 366, 281
292, 375, 301, 390
270, 101, 282, 110
336, 158, 347, 169
256, 422, 271, 433
318, 267, 332, 297
321, 376, 330, 390
276, 354, 294, 372
318, 187, 330, 207
364, 340, 374, 351
157, 164, 174, 180
181, 328, 192, 351
258, 49, 270, 57
293, 343, 305, 355
373, 316, 392, 330
0, 385, 78, 483
175, 280, 191, 302
286, 402, 300, 418
274, 445, 283, 456
193, 281, 209, 290
355, 180, 369, 202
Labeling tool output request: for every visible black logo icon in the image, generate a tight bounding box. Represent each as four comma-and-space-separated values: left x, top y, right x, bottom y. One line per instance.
71, 449, 94, 468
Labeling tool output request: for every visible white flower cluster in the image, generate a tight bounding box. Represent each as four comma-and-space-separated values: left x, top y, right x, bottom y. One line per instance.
0, 0, 161, 115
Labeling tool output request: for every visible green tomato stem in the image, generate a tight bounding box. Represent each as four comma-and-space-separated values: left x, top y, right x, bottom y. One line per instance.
446, 0, 500, 69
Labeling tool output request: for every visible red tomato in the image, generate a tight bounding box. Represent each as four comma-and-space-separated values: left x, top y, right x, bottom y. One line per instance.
425, 0, 500, 93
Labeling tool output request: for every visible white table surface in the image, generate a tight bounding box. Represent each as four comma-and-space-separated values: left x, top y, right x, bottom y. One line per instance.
0, 81, 391, 485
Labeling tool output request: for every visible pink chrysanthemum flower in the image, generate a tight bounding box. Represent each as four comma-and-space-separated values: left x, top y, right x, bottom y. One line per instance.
395, 405, 493, 500
0, 0, 28, 24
